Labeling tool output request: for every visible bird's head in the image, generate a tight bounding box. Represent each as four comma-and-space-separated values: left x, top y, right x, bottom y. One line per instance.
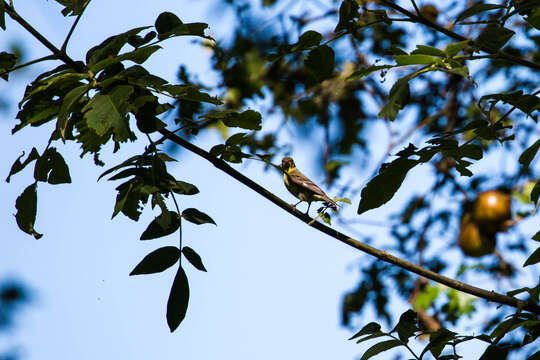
281, 157, 296, 172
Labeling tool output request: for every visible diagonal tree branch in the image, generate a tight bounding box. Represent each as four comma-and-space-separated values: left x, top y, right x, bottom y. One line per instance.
157, 128, 540, 315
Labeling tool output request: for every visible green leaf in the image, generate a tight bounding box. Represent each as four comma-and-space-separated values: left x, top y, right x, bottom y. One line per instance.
53, 0, 89, 16
480, 91, 540, 120
412, 284, 439, 310
0, 51, 18, 81
15, 184, 42, 239
57, 84, 88, 140
214, 110, 262, 130
86, 27, 151, 66
519, 139, 540, 169
140, 211, 181, 240
5, 148, 40, 183
33, 148, 72, 184
445, 40, 470, 57
334, 0, 359, 32
82, 85, 134, 141
394, 54, 436, 66
358, 158, 418, 214
379, 78, 410, 120
167, 266, 190, 332
171, 180, 199, 195
90, 45, 162, 73
182, 246, 207, 272
533, 231, 540, 242
291, 30, 323, 51
524, 247, 540, 267
349, 322, 382, 340
182, 208, 216, 225
360, 339, 404, 360
129, 246, 181, 275
346, 65, 395, 81
531, 180, 540, 204
455, 4, 505, 23
163, 85, 222, 105
525, 7, 540, 30
305, 45, 335, 83
476, 25, 515, 52
412, 45, 446, 57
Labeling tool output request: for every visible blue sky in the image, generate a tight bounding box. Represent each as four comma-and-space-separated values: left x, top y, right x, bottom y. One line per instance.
1, 1, 538, 359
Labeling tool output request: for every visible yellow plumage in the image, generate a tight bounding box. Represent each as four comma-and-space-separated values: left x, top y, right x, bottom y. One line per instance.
281, 157, 337, 213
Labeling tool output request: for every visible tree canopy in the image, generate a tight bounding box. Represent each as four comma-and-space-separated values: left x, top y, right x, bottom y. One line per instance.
1, 0, 540, 359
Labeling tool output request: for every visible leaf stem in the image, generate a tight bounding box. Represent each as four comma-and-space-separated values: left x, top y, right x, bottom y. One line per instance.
0, 54, 56, 78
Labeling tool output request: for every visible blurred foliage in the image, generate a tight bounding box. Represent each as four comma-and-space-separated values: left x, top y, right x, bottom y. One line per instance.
1, 0, 540, 358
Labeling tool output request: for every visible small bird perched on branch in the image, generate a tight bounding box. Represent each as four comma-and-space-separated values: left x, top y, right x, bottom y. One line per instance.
281, 157, 338, 214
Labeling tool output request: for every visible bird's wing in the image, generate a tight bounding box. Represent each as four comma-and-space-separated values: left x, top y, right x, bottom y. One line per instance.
288, 169, 328, 198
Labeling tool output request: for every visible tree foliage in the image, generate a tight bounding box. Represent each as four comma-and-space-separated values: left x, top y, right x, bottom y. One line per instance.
1, 0, 540, 358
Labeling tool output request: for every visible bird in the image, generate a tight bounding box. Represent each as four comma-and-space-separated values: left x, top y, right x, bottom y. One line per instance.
281, 156, 338, 214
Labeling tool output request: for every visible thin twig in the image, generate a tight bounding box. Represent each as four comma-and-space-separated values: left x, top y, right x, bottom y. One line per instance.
0, 54, 56, 78
61, 1, 91, 52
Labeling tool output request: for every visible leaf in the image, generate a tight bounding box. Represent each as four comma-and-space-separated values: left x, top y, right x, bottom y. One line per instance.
525, 7, 540, 30
57, 84, 88, 139
349, 322, 382, 340
220, 110, 262, 130
86, 27, 151, 66
346, 65, 395, 81
82, 85, 134, 141
0, 51, 18, 81
33, 147, 72, 184
524, 247, 540, 267
162, 84, 222, 105
305, 45, 335, 83
533, 231, 540, 242
6, 148, 40, 183
420, 328, 457, 359
531, 179, 540, 204
154, 12, 209, 40
140, 211, 181, 240
291, 30, 323, 51
392, 309, 418, 342
479, 345, 508, 360
412, 45, 446, 57
182, 246, 207, 272
129, 246, 181, 275
394, 54, 436, 66
90, 45, 162, 73
182, 208, 216, 225
528, 350, 540, 360
171, 181, 199, 195
360, 339, 403, 360
53, 0, 89, 16
455, 4, 505, 23
519, 139, 540, 169
15, 184, 42, 239
334, 0, 359, 32
445, 40, 470, 57
480, 91, 540, 120
358, 158, 418, 214
476, 25, 515, 52
379, 78, 410, 120
167, 266, 190, 332
0, 1, 5, 30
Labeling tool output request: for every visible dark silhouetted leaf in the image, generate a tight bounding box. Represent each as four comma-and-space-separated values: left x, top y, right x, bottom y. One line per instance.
519, 139, 540, 169
182, 246, 207, 272
15, 184, 42, 239
0, 51, 17, 81
533, 231, 540, 242
392, 309, 418, 342
476, 25, 515, 52
360, 339, 403, 360
305, 45, 335, 83
140, 211, 181, 240
6, 148, 40, 183
171, 181, 199, 195
524, 247, 540, 267
358, 158, 418, 214
86, 27, 151, 66
204, 110, 262, 130
480, 91, 540, 121
420, 328, 457, 358
292, 30, 323, 51
155, 11, 209, 40
455, 4, 505, 23
531, 180, 540, 204
479, 345, 508, 360
182, 208, 216, 225
57, 84, 88, 139
130, 246, 181, 275
53, 0, 89, 16
167, 266, 189, 332
90, 45, 161, 73
349, 322, 382, 340
33, 147, 71, 184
